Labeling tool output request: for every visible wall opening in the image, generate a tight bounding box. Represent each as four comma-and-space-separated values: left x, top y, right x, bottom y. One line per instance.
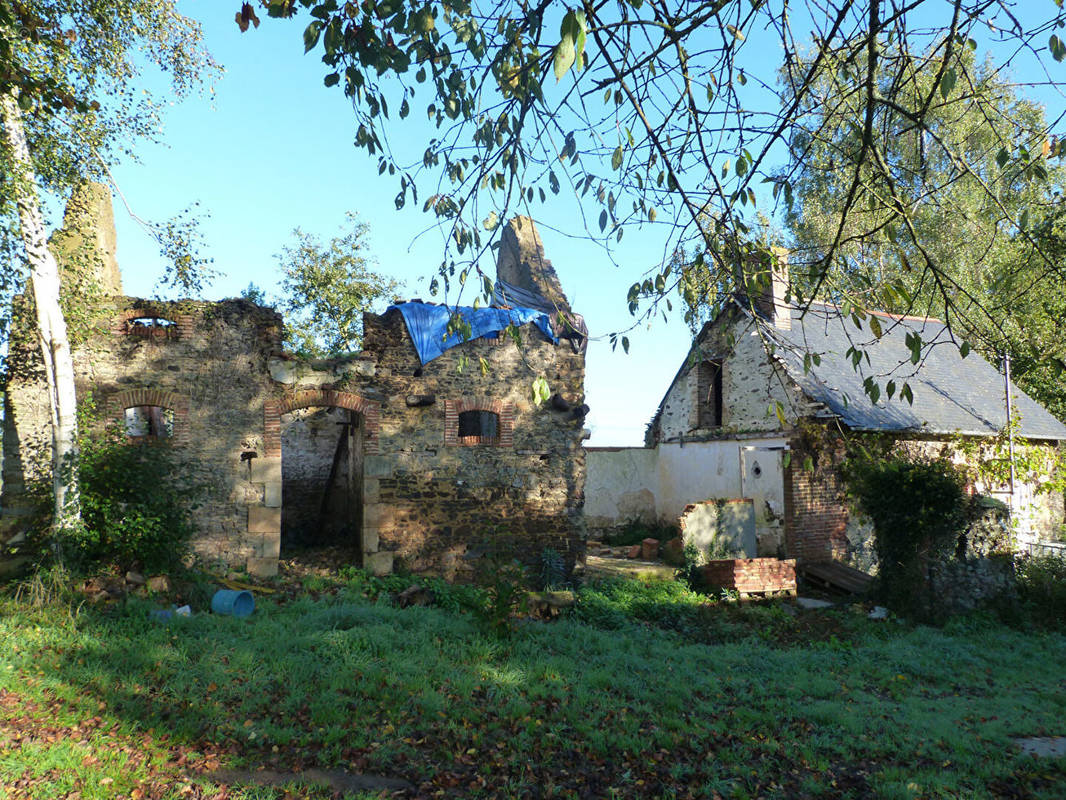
126, 316, 178, 339
280, 406, 365, 554
697, 360, 723, 428
458, 409, 500, 443
124, 405, 174, 439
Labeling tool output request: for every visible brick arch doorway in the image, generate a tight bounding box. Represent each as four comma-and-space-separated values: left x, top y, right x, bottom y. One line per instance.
264, 390, 381, 560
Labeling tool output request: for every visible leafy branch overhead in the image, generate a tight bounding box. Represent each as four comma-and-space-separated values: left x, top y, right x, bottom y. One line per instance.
242, 1, 1066, 407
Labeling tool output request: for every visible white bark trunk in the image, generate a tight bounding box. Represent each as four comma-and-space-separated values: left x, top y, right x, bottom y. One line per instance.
1, 93, 81, 537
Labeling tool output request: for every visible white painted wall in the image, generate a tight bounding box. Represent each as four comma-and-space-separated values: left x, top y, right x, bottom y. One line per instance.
585, 437, 788, 550
656, 438, 788, 520
584, 447, 659, 527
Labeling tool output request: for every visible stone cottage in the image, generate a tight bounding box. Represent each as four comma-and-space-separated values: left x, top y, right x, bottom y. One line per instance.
585, 252, 1066, 570
1, 188, 587, 578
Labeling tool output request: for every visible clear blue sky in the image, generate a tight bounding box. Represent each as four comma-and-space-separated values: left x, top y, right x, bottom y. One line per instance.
105, 0, 696, 447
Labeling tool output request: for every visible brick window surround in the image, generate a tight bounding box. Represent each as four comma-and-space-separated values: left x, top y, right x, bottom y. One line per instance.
444, 397, 514, 447
112, 309, 194, 341
107, 389, 190, 444
263, 389, 381, 458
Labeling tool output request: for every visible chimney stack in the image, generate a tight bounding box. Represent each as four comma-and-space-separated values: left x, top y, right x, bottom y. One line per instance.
740, 247, 790, 331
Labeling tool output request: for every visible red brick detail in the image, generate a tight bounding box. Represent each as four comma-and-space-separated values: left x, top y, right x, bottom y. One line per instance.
108, 388, 190, 444
783, 434, 850, 563
443, 396, 514, 447
264, 390, 381, 456
700, 558, 797, 594
111, 309, 194, 341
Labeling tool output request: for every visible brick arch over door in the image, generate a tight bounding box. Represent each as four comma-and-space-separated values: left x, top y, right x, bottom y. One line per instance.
263, 389, 381, 457
107, 388, 191, 442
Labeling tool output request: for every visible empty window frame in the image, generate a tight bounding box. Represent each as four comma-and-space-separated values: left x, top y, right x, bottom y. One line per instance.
124, 405, 175, 439
697, 360, 723, 428
126, 316, 177, 339
457, 409, 500, 443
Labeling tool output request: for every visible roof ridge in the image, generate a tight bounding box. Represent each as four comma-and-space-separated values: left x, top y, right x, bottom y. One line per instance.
797, 299, 942, 324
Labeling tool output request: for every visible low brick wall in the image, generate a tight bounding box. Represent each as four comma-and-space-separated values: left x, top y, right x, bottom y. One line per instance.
700, 557, 797, 595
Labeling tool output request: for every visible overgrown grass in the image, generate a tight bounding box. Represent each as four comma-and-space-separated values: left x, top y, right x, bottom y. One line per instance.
1, 571, 1064, 799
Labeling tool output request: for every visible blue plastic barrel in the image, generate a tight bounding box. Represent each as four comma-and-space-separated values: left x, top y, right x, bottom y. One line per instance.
211, 589, 254, 617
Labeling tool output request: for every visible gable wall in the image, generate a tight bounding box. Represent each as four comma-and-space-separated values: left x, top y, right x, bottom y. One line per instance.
355, 310, 586, 577
654, 311, 820, 443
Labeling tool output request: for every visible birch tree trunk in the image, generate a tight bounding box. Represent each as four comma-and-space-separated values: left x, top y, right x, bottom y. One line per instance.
1, 93, 81, 540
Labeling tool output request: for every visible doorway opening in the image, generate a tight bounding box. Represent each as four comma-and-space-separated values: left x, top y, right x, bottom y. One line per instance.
280, 406, 365, 556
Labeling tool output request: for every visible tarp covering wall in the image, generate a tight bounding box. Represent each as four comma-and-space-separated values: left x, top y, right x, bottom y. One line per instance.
389, 301, 557, 365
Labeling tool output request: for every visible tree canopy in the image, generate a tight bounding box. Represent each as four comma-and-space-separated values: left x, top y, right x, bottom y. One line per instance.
270, 214, 401, 357
244, 1, 1066, 360
0, 0, 219, 306
783, 43, 1066, 419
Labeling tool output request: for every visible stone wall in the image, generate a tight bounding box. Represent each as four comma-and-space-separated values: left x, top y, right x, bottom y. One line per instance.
1, 296, 284, 573
262, 309, 587, 579
651, 308, 820, 444
785, 428, 1064, 569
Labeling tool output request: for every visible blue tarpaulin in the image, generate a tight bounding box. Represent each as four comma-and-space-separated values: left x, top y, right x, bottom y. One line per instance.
389, 302, 558, 365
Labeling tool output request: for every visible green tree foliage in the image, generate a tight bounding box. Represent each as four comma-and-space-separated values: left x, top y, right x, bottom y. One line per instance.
275, 213, 400, 357
784, 45, 1066, 420
0, 1, 220, 297
241, 0, 1066, 398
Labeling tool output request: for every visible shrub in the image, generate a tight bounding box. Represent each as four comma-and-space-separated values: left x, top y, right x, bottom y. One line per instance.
538, 546, 567, 590
1012, 554, 1066, 629
33, 420, 205, 574
848, 457, 967, 620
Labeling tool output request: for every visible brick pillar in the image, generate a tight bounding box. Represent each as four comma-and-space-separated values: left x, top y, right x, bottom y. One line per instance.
783, 434, 849, 563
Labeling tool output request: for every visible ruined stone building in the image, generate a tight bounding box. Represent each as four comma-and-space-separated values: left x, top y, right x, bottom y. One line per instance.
1, 187, 587, 578
586, 252, 1066, 572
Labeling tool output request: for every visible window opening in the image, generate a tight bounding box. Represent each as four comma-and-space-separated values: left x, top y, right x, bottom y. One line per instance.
124, 405, 174, 438
698, 360, 723, 428
458, 410, 499, 442
127, 317, 177, 338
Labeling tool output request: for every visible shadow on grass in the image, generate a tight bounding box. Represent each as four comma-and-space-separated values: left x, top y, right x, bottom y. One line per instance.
4, 574, 1066, 800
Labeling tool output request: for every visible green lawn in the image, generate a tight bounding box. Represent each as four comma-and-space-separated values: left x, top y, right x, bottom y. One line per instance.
1, 572, 1064, 799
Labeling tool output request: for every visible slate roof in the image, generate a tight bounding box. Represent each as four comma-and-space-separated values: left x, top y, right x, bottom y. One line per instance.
766, 302, 1066, 440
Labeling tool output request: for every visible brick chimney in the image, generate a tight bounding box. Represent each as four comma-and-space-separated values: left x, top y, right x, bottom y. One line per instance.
739, 247, 791, 331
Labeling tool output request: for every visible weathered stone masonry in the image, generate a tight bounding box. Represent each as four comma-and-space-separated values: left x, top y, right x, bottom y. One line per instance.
1, 203, 587, 580
272, 309, 587, 579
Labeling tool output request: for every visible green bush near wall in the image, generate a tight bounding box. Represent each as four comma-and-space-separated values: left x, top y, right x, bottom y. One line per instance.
847, 457, 967, 620
30, 417, 205, 575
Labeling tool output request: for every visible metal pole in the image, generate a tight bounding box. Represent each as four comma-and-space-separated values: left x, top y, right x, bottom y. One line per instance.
1003, 352, 1016, 501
